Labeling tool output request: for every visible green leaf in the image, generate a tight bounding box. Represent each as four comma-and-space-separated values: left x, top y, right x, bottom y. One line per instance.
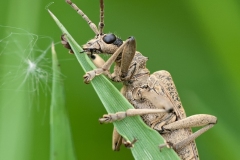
50, 43, 76, 160
49, 10, 180, 160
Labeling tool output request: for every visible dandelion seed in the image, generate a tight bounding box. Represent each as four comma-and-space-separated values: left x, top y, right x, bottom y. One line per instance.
0, 25, 55, 110
27, 59, 36, 73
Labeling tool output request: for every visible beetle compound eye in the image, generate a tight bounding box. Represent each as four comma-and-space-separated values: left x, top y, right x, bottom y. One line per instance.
103, 34, 116, 44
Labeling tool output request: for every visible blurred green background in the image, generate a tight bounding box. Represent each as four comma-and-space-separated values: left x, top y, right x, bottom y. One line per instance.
0, 0, 240, 160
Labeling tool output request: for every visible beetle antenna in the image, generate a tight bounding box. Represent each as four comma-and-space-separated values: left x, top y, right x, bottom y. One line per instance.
99, 0, 105, 35
65, 0, 99, 35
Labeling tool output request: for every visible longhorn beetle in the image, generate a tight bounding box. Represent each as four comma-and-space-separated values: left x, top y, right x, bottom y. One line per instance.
61, 0, 217, 159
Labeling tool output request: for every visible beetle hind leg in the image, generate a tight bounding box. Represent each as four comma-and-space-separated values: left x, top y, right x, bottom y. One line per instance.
159, 114, 217, 151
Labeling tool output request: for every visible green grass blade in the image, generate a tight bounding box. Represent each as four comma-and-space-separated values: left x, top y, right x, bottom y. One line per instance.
50, 43, 76, 160
49, 10, 179, 160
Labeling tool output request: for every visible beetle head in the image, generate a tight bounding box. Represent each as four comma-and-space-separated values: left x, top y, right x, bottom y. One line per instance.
82, 33, 123, 55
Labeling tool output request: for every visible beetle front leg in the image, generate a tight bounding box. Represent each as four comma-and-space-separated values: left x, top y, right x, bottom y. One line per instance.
83, 39, 126, 83
110, 36, 136, 82
83, 37, 136, 83
119, 36, 136, 79
61, 34, 74, 54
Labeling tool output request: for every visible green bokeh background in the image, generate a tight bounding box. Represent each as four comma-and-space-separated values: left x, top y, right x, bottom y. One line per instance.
0, 0, 240, 160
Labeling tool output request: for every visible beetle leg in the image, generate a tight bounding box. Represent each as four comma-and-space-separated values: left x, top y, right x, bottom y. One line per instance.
99, 108, 171, 123
159, 114, 217, 151
112, 127, 122, 151
61, 34, 74, 54
87, 54, 113, 78
123, 138, 138, 148
119, 36, 136, 79
112, 127, 137, 151
83, 38, 130, 83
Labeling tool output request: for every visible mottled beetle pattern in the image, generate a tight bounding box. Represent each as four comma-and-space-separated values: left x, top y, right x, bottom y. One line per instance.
61, 1, 217, 159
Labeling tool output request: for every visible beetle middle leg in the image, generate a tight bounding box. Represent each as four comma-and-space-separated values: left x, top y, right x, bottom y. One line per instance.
99, 108, 171, 123
112, 127, 138, 151
112, 127, 123, 151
